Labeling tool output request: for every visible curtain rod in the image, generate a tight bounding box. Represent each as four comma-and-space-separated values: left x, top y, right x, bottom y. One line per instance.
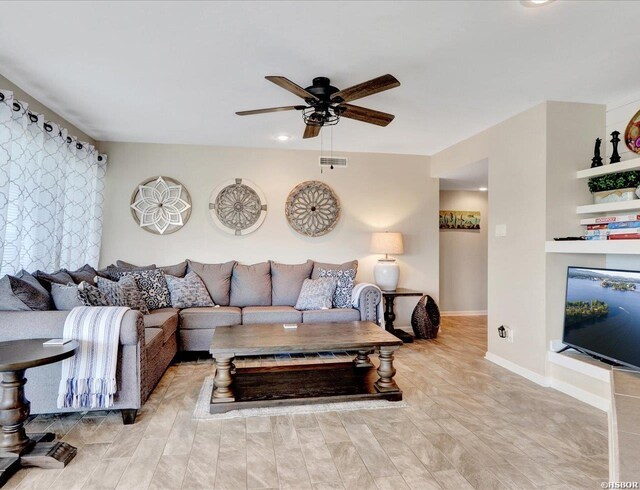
0, 90, 102, 160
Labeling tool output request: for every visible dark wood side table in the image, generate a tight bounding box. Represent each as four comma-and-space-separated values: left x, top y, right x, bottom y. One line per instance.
382, 288, 424, 344
0, 339, 78, 487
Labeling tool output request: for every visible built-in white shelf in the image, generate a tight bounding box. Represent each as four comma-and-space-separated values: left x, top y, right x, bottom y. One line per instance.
545, 240, 640, 254
576, 156, 640, 179
548, 347, 611, 382
576, 199, 640, 215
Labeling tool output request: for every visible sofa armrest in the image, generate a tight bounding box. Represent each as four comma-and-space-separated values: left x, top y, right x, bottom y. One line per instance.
355, 284, 381, 323
0, 309, 144, 346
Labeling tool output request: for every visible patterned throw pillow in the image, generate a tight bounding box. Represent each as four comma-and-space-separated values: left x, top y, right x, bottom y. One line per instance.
318, 268, 356, 308
165, 272, 215, 308
96, 276, 149, 314
110, 269, 171, 311
294, 278, 338, 311
77, 281, 112, 307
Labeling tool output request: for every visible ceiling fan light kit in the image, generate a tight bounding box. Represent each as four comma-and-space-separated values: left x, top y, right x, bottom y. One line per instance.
236, 74, 400, 139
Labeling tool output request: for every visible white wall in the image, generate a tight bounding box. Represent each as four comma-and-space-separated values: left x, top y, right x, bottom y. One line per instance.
0, 73, 95, 144
439, 190, 487, 314
98, 142, 439, 325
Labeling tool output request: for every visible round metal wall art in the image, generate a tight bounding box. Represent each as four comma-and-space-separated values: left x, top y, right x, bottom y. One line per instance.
209, 178, 267, 236
286, 180, 340, 237
130, 176, 192, 235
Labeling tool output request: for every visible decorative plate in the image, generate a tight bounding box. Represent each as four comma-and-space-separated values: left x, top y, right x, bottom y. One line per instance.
130, 176, 191, 235
285, 180, 340, 237
209, 178, 267, 236
625, 108, 640, 154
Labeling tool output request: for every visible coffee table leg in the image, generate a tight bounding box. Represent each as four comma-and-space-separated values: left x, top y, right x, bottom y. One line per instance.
374, 346, 400, 392
212, 357, 235, 403
353, 350, 373, 368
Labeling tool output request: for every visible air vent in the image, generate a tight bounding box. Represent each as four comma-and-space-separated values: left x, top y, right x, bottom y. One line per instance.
319, 156, 348, 168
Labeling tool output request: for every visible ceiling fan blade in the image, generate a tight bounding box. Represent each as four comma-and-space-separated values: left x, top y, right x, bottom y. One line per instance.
331, 74, 400, 103
303, 124, 321, 139
265, 76, 319, 101
339, 104, 395, 127
236, 105, 305, 116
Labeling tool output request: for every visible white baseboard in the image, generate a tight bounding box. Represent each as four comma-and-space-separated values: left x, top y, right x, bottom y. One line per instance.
484, 352, 550, 387
550, 378, 610, 412
441, 310, 487, 317
484, 352, 609, 412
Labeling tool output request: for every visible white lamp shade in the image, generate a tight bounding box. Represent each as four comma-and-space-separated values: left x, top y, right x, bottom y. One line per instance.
370, 232, 404, 255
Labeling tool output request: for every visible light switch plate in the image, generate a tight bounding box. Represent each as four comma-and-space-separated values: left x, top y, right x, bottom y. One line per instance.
495, 224, 507, 237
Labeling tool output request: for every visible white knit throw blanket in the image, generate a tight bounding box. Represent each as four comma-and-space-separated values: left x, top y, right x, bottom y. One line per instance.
57, 306, 129, 409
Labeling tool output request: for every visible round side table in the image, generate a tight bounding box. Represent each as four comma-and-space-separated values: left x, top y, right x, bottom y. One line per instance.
0, 338, 78, 487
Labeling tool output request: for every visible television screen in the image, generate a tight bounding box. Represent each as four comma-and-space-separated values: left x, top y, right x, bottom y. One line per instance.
563, 266, 640, 369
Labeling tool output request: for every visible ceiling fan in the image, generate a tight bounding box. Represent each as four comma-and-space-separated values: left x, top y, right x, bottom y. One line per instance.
236, 74, 400, 139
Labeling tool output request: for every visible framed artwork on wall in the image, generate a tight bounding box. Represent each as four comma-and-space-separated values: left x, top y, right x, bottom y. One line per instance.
209, 178, 267, 236
439, 210, 481, 230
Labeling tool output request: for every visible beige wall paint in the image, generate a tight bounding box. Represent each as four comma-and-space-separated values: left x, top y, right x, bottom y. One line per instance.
98, 142, 439, 325
432, 101, 606, 384
0, 73, 95, 144
438, 191, 487, 313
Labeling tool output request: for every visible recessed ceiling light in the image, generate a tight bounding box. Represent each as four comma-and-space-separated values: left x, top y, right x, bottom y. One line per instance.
479, 187, 488, 191
276, 135, 289, 141
520, 0, 554, 7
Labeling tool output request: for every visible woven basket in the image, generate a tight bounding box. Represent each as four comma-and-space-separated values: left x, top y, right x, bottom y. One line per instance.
411, 295, 441, 339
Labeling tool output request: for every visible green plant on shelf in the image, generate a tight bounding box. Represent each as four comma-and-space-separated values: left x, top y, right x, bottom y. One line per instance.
588, 170, 640, 193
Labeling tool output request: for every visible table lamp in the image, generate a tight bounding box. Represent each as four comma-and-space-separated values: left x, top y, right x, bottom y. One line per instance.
370, 232, 404, 291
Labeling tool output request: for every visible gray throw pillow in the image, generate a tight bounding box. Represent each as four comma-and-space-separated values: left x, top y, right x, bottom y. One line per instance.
96, 276, 149, 314
230, 262, 271, 307
270, 260, 314, 307
16, 270, 52, 309
311, 260, 358, 279
186, 260, 236, 306
51, 283, 85, 310
33, 269, 75, 291
318, 268, 357, 309
64, 264, 98, 285
165, 272, 215, 308
116, 260, 188, 278
77, 281, 112, 307
0, 274, 52, 311
295, 278, 338, 311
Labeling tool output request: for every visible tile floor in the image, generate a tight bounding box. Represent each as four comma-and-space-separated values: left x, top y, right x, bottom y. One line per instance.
8, 316, 609, 489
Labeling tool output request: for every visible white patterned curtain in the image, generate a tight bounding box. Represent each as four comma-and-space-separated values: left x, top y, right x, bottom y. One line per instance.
0, 89, 107, 275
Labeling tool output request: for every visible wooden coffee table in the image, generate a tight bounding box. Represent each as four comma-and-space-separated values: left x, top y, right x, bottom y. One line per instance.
209, 321, 403, 413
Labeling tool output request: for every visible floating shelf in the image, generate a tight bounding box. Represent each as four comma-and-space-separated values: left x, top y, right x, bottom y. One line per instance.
545, 240, 640, 254
576, 199, 640, 215
576, 156, 640, 179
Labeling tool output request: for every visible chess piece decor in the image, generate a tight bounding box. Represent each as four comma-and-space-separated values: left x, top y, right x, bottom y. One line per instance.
591, 138, 603, 168
610, 131, 621, 164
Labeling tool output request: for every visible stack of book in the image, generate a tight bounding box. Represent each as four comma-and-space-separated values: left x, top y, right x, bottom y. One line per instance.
582, 214, 640, 240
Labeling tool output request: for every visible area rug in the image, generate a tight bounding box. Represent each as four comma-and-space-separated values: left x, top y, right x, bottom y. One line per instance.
193, 376, 408, 420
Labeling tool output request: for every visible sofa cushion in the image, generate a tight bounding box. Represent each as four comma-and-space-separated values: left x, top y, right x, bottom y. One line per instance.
295, 278, 337, 311
302, 308, 361, 323
64, 264, 98, 285
144, 307, 179, 342
179, 306, 242, 330
117, 260, 188, 278
0, 274, 51, 311
242, 306, 302, 325
311, 260, 358, 280
318, 267, 357, 309
51, 283, 84, 310
270, 260, 313, 307
96, 276, 149, 314
230, 262, 271, 307
33, 269, 75, 291
186, 260, 236, 306
165, 272, 214, 308
145, 327, 163, 350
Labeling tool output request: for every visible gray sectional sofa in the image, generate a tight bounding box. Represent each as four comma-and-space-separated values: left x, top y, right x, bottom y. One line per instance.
0, 259, 381, 424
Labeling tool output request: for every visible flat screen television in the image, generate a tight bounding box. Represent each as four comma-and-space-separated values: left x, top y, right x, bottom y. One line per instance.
563, 266, 640, 369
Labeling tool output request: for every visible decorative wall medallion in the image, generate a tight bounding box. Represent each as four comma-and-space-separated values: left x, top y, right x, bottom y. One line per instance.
209, 178, 267, 236
286, 180, 340, 237
130, 176, 191, 235
625, 108, 640, 154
